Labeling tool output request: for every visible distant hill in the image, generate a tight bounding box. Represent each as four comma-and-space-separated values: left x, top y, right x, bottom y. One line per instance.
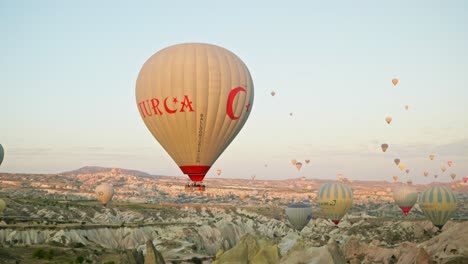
60, 166, 153, 178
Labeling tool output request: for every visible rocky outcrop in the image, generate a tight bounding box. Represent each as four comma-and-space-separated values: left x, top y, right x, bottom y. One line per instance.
145, 239, 165, 264
212, 234, 279, 264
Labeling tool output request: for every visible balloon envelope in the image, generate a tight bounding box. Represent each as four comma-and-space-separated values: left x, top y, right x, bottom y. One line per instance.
429, 154, 435, 160
393, 175, 398, 182
305, 159, 310, 164
136, 43, 254, 182
317, 182, 353, 225
441, 166, 446, 173
424, 171, 429, 177
393, 185, 418, 215
95, 184, 114, 206
291, 159, 297, 166
0, 144, 4, 166
385, 117, 392, 124
285, 202, 313, 231
447, 161, 453, 167
392, 78, 399, 86
419, 186, 457, 230
216, 169, 222, 176
394, 159, 400, 166
463, 177, 468, 183
271, 91, 276, 96
398, 164, 405, 171
295, 162, 303, 171
381, 144, 388, 152
450, 173, 456, 180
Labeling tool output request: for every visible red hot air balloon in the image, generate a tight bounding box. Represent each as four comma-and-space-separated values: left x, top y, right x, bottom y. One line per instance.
448, 161, 453, 167
136, 43, 254, 188
463, 177, 468, 183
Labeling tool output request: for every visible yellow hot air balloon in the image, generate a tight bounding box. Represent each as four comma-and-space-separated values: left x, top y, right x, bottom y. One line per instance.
429, 154, 435, 160
216, 169, 222, 176
136, 43, 254, 184
317, 182, 353, 225
291, 159, 297, 166
0, 199, 6, 214
393, 175, 398, 182
447, 161, 453, 167
394, 158, 400, 166
285, 202, 312, 231
0, 144, 4, 166
419, 186, 457, 230
271, 91, 276, 96
398, 163, 405, 171
424, 171, 429, 177
392, 78, 399, 86
295, 162, 303, 171
450, 173, 456, 180
381, 143, 389, 152
441, 166, 446, 173
393, 184, 418, 215
95, 184, 114, 207
385, 116, 392, 124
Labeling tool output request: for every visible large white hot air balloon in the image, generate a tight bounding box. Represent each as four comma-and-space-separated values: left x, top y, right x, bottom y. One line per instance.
285, 202, 312, 231
136, 43, 254, 186
393, 184, 418, 215
95, 184, 114, 207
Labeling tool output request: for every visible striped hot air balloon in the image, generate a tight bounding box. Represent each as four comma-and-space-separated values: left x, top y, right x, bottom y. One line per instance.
419, 186, 457, 230
393, 185, 418, 215
285, 202, 313, 231
317, 182, 353, 225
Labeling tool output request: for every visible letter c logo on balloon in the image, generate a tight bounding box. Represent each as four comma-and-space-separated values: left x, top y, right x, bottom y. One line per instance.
226, 87, 250, 120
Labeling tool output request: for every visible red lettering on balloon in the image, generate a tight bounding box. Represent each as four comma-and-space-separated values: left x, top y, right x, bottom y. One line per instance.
226, 87, 246, 120
180, 95, 194, 112
164, 97, 177, 114
138, 101, 153, 118
150, 98, 163, 115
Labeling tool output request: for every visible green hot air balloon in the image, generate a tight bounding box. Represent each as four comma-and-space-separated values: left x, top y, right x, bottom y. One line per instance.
419, 186, 457, 231
317, 182, 353, 225
393, 184, 418, 215
285, 202, 312, 231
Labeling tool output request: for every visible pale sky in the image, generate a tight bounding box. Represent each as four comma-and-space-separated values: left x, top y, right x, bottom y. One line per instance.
1, 1, 467, 183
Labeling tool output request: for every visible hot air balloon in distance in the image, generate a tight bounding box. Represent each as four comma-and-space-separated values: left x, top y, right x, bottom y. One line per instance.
0, 199, 6, 214
290, 113, 293, 116
305, 159, 310, 164
434, 174, 438, 179
405, 169, 410, 174
295, 162, 303, 171
393, 175, 398, 182
381, 143, 389, 152
463, 177, 468, 183
456, 183, 462, 188
216, 169, 222, 176
393, 184, 418, 215
386, 187, 392, 194
424, 171, 429, 177
392, 78, 399, 86
95, 184, 114, 207
317, 182, 353, 225
447, 161, 453, 167
429, 154, 435, 160
450, 173, 456, 180
394, 158, 400, 166
441, 166, 446, 173
419, 186, 457, 230
307, 185, 312, 190
337, 173, 343, 181
264, 164, 268, 167
136, 43, 254, 190
405, 105, 409, 110
291, 159, 297, 166
251, 175, 256, 181
0, 144, 4, 166
385, 116, 392, 124
286, 202, 313, 231
271, 91, 276, 96
399, 164, 405, 171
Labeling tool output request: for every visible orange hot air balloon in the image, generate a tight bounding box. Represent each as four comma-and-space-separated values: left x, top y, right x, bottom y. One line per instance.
394, 158, 400, 166
392, 78, 399, 86
381, 143, 389, 152
393, 175, 398, 182
463, 177, 468, 183
429, 154, 435, 160
295, 162, 303, 171
136, 43, 254, 184
441, 166, 446, 173
216, 169, 222, 176
424, 171, 429, 177
447, 161, 453, 167
405, 169, 410, 174
385, 116, 392, 124
271, 91, 276, 96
